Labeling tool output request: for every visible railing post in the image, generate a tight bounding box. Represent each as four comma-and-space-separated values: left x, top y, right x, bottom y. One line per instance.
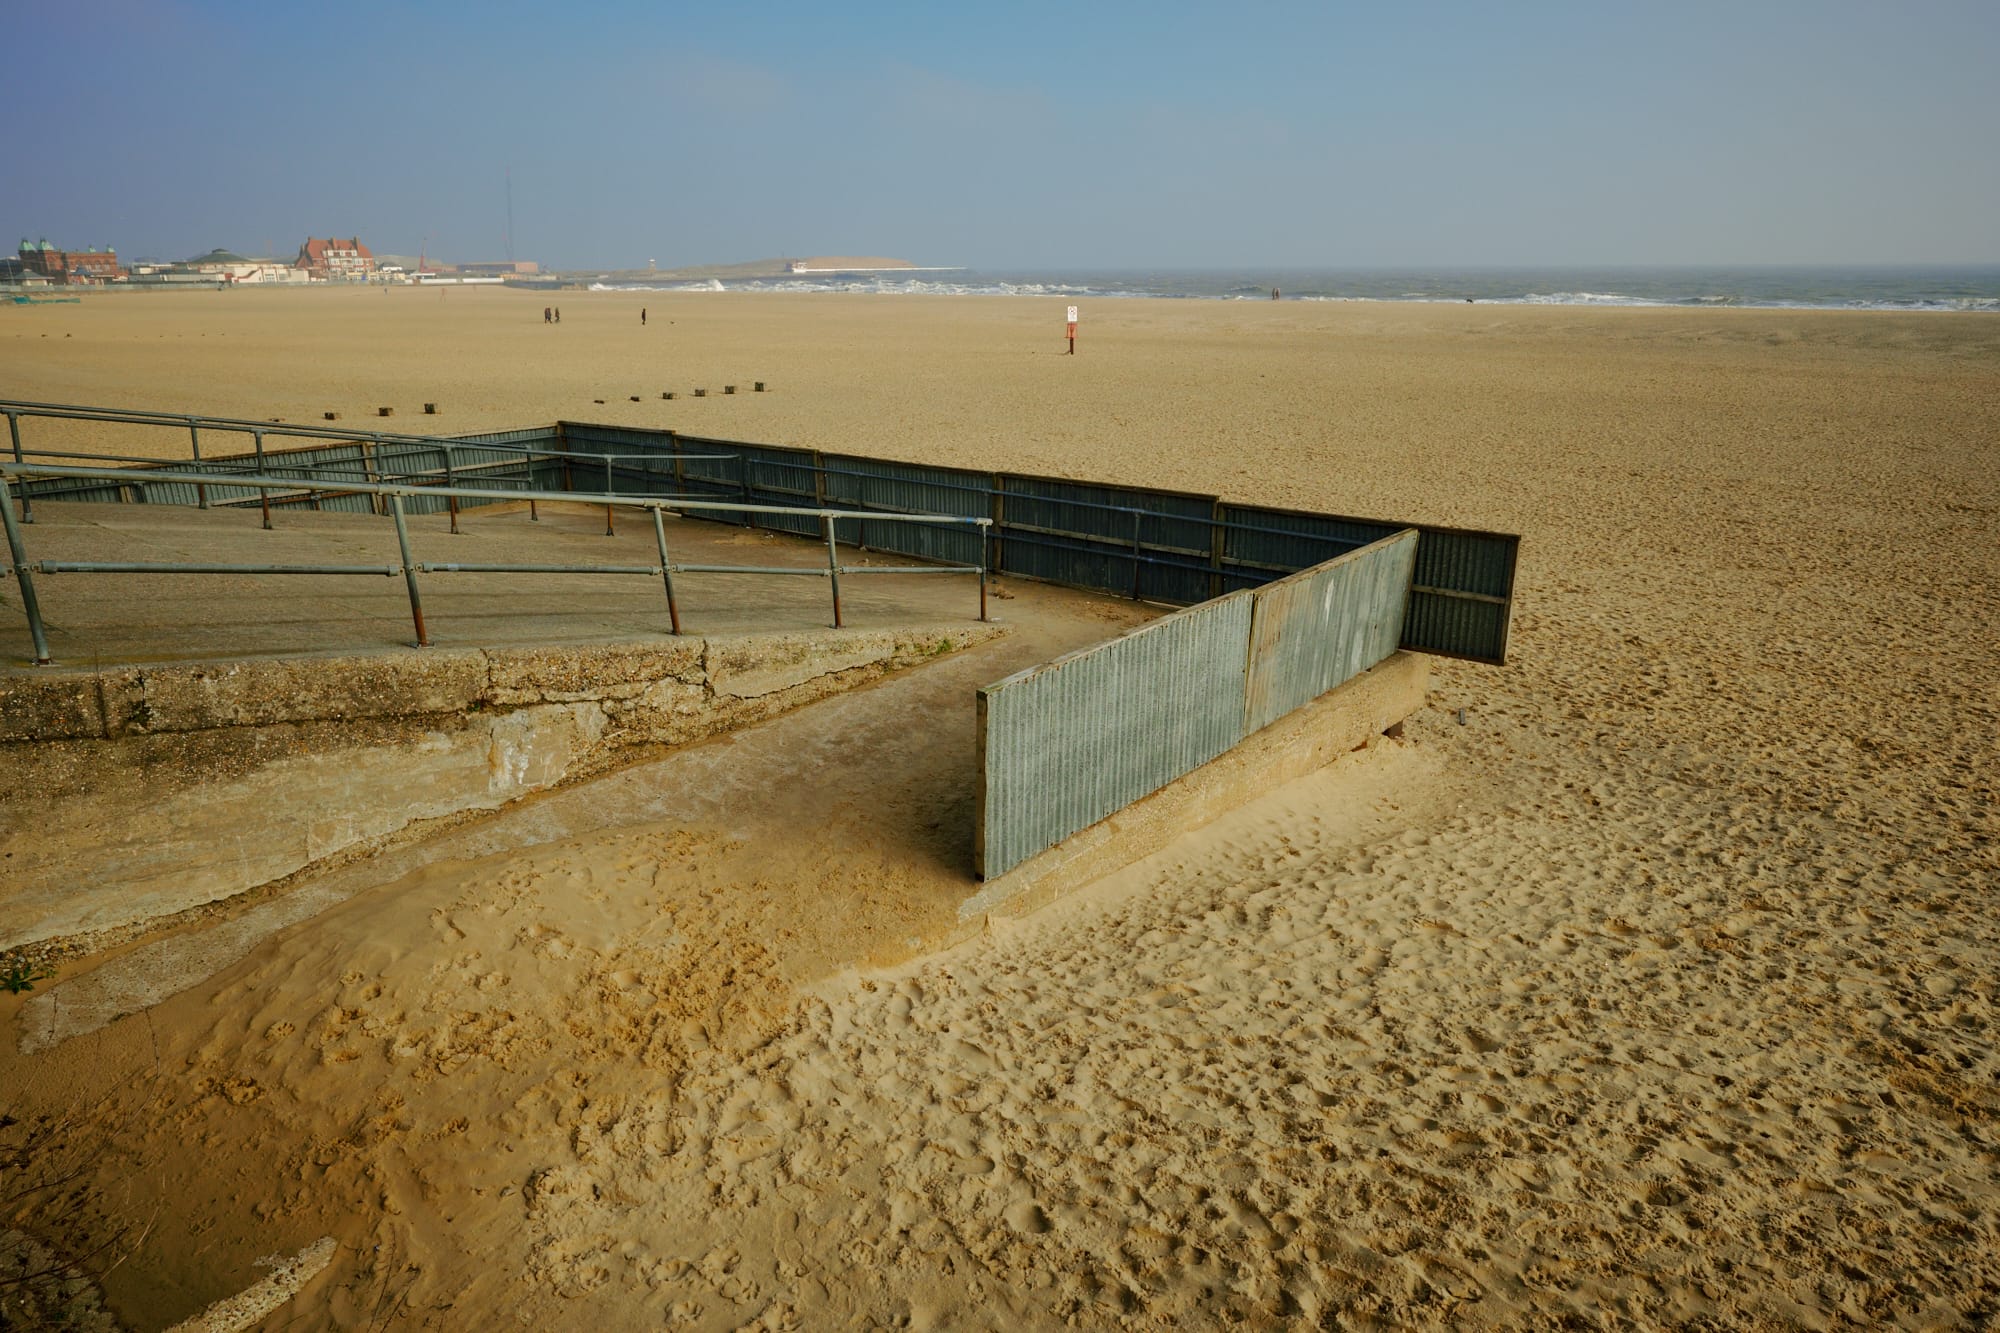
651, 506, 682, 635
1209, 499, 1228, 600
6, 412, 29, 524
979, 539, 990, 624
1, 473, 52, 664
389, 493, 430, 647
603, 454, 615, 536
440, 443, 460, 534
361, 437, 385, 516
1128, 507, 1144, 599
188, 417, 209, 509
737, 453, 751, 528
253, 429, 271, 529
822, 512, 843, 628
989, 474, 1006, 575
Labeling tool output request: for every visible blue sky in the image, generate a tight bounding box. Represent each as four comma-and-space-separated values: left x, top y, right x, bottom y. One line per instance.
8, 0, 1997, 268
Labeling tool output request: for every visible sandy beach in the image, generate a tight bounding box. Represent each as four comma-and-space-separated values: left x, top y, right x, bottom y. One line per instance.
3, 287, 1998, 1327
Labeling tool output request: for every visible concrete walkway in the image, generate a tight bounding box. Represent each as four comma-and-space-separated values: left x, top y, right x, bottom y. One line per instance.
6, 496, 1166, 1049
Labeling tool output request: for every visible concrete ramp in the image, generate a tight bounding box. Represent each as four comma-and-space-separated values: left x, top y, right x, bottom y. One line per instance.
1, 625, 999, 952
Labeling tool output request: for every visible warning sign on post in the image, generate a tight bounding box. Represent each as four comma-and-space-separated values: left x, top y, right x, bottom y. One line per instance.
1065, 305, 1078, 354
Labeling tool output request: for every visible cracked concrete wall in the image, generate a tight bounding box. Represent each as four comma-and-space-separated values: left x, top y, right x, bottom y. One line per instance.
0, 626, 999, 951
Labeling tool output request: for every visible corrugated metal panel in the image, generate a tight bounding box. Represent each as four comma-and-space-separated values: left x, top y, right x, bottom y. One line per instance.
1223, 505, 1518, 664
737, 444, 821, 536
1400, 528, 1519, 665
1218, 504, 1395, 590
1243, 530, 1416, 734
451, 426, 561, 451
977, 591, 1252, 878
822, 454, 990, 566
996, 475, 1215, 603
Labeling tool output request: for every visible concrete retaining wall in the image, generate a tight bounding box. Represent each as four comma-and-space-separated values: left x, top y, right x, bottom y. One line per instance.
0, 625, 998, 950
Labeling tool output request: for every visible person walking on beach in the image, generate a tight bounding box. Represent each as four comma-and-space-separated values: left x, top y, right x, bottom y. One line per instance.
554, 307, 561, 324
543, 306, 552, 324
641, 308, 647, 326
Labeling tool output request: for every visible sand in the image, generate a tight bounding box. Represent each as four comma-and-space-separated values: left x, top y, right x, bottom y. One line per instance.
2, 288, 1997, 1328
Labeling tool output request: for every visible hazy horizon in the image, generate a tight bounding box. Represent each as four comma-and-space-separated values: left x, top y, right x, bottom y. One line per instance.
8, 1, 1997, 271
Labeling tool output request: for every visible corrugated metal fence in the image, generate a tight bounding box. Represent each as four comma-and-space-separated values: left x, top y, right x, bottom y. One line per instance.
8, 403, 1515, 881
546, 421, 1519, 666
976, 528, 1419, 878
10, 409, 1515, 663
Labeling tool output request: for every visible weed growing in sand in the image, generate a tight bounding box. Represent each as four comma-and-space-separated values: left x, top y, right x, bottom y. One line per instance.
1, 1110, 148, 1329
0, 954, 55, 995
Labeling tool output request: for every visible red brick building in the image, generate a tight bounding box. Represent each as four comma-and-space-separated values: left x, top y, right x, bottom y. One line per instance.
17, 238, 127, 284
293, 236, 376, 281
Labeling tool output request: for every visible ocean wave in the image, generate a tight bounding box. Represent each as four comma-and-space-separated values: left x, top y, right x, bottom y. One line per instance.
581, 271, 2000, 312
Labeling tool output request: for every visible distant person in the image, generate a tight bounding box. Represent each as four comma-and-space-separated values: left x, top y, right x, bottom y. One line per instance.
543, 306, 552, 324
1272, 288, 1280, 300
641, 307, 647, 326
555, 307, 561, 324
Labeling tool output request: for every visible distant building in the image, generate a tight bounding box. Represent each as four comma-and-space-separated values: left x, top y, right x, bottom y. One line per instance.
293, 236, 377, 281
458, 260, 540, 276
17, 238, 127, 285
184, 248, 308, 284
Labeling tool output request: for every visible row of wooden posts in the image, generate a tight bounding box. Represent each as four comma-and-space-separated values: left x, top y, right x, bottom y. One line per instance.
595, 382, 769, 404
314, 382, 770, 420
319, 405, 440, 421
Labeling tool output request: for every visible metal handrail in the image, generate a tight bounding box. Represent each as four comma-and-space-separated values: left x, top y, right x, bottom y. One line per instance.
0, 397, 707, 459
2, 461, 991, 665
2, 398, 741, 534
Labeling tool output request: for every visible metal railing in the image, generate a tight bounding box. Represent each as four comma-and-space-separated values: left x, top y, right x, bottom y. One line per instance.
1, 398, 1523, 665
1, 398, 736, 537
1, 461, 991, 666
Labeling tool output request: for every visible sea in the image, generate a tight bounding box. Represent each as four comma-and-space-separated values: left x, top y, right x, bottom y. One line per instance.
591, 266, 2000, 313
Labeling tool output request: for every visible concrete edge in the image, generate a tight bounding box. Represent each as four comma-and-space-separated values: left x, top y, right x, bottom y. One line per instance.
0, 622, 1007, 956
0, 625, 1002, 741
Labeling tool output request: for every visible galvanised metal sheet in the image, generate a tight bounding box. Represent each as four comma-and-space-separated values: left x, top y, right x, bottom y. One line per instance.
1218, 504, 1394, 587
821, 454, 990, 566
1401, 528, 1519, 665
977, 591, 1253, 878
1222, 505, 1519, 664
996, 475, 1215, 603
451, 426, 561, 451
169, 441, 379, 514
1243, 530, 1416, 734
736, 444, 821, 537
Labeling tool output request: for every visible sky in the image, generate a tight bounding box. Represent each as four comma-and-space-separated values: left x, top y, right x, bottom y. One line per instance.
8, 0, 1998, 270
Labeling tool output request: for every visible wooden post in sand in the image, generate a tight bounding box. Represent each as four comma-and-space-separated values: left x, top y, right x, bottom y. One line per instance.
1066, 305, 1077, 355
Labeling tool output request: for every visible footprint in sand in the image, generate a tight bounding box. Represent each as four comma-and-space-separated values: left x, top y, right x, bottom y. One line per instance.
1005, 1199, 1055, 1235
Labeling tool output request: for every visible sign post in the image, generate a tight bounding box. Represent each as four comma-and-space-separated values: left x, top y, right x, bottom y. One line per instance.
1066, 305, 1077, 355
